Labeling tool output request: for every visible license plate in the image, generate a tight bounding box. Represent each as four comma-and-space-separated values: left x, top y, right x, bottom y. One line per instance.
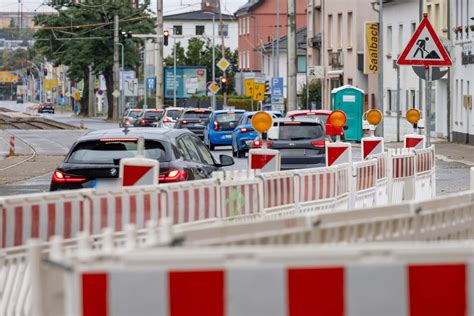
93, 178, 120, 190
225, 134, 232, 139
280, 149, 305, 156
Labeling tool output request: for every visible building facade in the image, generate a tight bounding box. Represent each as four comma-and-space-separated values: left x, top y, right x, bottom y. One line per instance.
163, 10, 238, 59
235, 0, 306, 72
450, 0, 473, 143
308, 0, 379, 110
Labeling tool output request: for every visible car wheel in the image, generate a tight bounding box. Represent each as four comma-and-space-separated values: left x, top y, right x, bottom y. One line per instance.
237, 149, 245, 158
209, 142, 215, 151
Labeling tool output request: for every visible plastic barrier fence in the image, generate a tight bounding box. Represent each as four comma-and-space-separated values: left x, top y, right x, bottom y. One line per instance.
32, 243, 474, 316
351, 159, 378, 208
3, 189, 473, 314
367, 152, 390, 205
389, 148, 416, 203
414, 146, 436, 202
260, 170, 297, 212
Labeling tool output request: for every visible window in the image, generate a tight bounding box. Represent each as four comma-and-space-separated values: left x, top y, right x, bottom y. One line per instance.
195, 25, 205, 35
218, 24, 228, 37
411, 22, 416, 34
347, 12, 353, 47
247, 51, 250, 69
238, 19, 241, 35
246, 16, 250, 35
387, 25, 392, 55
398, 24, 404, 54
173, 25, 182, 36
328, 15, 333, 48
387, 90, 392, 112
192, 137, 215, 165
347, 78, 353, 85
410, 90, 416, 109
179, 136, 201, 162
337, 13, 342, 48
434, 3, 439, 33
297, 56, 307, 73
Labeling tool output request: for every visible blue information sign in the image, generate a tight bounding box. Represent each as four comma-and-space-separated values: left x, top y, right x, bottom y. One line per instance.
146, 77, 156, 90
271, 77, 284, 104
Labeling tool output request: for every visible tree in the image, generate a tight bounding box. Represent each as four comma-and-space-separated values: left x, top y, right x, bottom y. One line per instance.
164, 42, 186, 66
33, 0, 155, 117
300, 80, 322, 110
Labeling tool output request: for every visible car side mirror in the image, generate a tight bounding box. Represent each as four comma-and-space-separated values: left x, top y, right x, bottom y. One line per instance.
343, 125, 349, 130
218, 154, 234, 167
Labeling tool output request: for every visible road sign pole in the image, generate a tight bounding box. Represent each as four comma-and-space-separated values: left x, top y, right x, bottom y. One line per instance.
425, 66, 432, 146
173, 37, 177, 108
212, 13, 216, 110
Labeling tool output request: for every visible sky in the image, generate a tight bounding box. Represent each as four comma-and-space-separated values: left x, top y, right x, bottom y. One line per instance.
1, 0, 249, 15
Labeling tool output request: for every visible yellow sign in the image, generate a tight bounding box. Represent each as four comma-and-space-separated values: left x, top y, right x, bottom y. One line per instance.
244, 79, 254, 97
253, 82, 265, 101
74, 91, 81, 101
364, 22, 379, 75
44, 80, 51, 92
208, 82, 220, 94
217, 58, 230, 71
252, 111, 273, 133
0, 71, 19, 83
51, 79, 58, 88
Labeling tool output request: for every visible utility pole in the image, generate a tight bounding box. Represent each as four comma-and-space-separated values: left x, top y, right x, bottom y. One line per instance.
378, 0, 384, 136
395, 60, 400, 142
446, 0, 451, 142
212, 13, 216, 109
155, 0, 164, 107
113, 15, 119, 121
287, 0, 297, 111
173, 37, 177, 107
218, 3, 226, 109
88, 65, 95, 117
276, 0, 280, 77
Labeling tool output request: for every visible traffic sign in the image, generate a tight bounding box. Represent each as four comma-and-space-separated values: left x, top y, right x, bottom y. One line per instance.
74, 91, 81, 101
307, 66, 324, 79
253, 78, 265, 101
112, 90, 120, 98
397, 15, 452, 67
217, 58, 230, 71
326, 142, 352, 167
146, 77, 156, 90
208, 82, 220, 94
248, 148, 280, 172
361, 137, 384, 160
244, 79, 255, 97
404, 134, 425, 149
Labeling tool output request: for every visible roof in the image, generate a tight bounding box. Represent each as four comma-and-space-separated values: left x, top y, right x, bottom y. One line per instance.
80, 128, 186, 141
331, 85, 365, 94
213, 109, 246, 114
234, 0, 263, 16
164, 10, 234, 21
263, 27, 307, 54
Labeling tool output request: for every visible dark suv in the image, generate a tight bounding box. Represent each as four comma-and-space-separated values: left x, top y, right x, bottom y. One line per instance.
174, 108, 212, 139
134, 109, 165, 127
50, 128, 234, 191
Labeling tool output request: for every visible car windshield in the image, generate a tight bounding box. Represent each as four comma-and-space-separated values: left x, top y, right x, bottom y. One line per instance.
244, 115, 254, 125
166, 110, 182, 120
144, 111, 164, 119
67, 139, 170, 164
293, 113, 329, 125
128, 110, 142, 118
182, 110, 211, 120
272, 122, 324, 140
216, 112, 244, 131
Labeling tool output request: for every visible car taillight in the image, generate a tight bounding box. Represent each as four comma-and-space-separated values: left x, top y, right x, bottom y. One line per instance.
51, 170, 87, 184
140, 119, 149, 125
159, 169, 188, 183
311, 140, 329, 147
181, 120, 188, 125
214, 121, 219, 131
240, 127, 253, 133
252, 140, 262, 148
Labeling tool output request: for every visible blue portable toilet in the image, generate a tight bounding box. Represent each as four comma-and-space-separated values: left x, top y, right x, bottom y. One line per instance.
331, 85, 365, 142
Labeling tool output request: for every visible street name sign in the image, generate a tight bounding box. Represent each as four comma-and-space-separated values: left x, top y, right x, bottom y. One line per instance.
397, 16, 452, 67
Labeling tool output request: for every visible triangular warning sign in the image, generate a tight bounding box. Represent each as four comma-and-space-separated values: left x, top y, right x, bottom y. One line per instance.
398, 15, 452, 67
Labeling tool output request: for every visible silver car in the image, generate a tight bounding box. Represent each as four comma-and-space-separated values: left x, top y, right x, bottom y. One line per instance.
154, 107, 184, 128
119, 109, 143, 127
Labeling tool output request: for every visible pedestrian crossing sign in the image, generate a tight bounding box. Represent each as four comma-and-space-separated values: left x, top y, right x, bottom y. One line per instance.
397, 15, 452, 67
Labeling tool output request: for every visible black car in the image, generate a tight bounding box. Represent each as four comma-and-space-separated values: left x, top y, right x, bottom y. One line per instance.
16, 97, 23, 104
259, 118, 330, 170
50, 128, 234, 191
134, 109, 165, 127
38, 102, 55, 114
174, 108, 212, 139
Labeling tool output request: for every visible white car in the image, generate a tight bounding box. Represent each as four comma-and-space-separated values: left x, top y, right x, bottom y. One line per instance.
154, 107, 183, 128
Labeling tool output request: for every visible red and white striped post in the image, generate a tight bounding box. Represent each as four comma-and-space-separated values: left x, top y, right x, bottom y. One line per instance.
361, 110, 384, 159
8, 135, 15, 156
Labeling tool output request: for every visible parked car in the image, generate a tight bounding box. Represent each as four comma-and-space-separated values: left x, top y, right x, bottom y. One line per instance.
134, 109, 165, 127
286, 109, 345, 140
16, 97, 23, 104
231, 111, 282, 158
174, 108, 212, 139
50, 128, 234, 191
119, 108, 143, 127
204, 110, 245, 150
38, 102, 55, 114
154, 107, 183, 128
253, 117, 330, 170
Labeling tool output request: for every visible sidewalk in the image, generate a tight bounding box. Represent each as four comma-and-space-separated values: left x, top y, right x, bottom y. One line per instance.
385, 140, 474, 166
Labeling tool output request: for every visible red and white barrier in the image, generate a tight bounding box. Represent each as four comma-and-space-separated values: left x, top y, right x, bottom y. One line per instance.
8, 135, 15, 157
219, 178, 263, 220
119, 157, 159, 187
0, 190, 91, 248
297, 167, 338, 211
248, 148, 281, 172
259, 170, 297, 212
326, 142, 352, 166
161, 179, 220, 224
389, 148, 416, 203
404, 133, 425, 149
414, 146, 436, 201
351, 159, 378, 208
361, 136, 384, 159
367, 153, 390, 205
45, 245, 474, 316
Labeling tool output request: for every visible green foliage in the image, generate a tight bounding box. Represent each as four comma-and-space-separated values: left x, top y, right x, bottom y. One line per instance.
300, 80, 322, 110
163, 36, 239, 94
0, 48, 34, 71
33, 0, 155, 117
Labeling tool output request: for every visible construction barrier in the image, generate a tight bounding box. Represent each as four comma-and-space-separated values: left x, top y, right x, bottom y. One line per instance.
414, 146, 436, 202
389, 148, 416, 203
367, 152, 390, 205
351, 159, 378, 208
30, 242, 474, 316
219, 176, 263, 220
259, 170, 297, 212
